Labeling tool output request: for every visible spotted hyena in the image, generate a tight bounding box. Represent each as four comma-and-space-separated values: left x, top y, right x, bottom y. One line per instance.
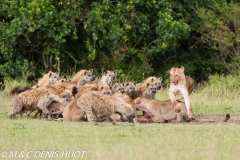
143, 76, 163, 90
77, 91, 134, 125
132, 82, 157, 99
9, 85, 75, 120
71, 69, 95, 86
99, 70, 116, 86
98, 83, 112, 96
112, 83, 125, 93
124, 82, 136, 97
34, 71, 61, 88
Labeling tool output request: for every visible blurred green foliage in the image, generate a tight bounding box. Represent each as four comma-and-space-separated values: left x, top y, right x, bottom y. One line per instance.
0, 0, 239, 84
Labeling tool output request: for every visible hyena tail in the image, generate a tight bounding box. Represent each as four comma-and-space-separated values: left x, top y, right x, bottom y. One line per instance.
10, 86, 32, 96
223, 114, 230, 122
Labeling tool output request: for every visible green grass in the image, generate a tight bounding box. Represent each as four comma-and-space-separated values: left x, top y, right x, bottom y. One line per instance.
1, 74, 240, 160
0, 114, 240, 160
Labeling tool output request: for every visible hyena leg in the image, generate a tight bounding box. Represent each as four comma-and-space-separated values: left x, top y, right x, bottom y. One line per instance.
19, 107, 28, 117
8, 103, 24, 119
20, 111, 25, 117
26, 110, 33, 117
109, 116, 117, 125
33, 110, 42, 118
37, 106, 52, 121
84, 106, 98, 125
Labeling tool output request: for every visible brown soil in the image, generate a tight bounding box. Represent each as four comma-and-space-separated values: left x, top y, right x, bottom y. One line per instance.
192, 114, 240, 124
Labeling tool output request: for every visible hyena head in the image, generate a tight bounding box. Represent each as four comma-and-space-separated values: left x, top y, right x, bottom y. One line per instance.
112, 83, 125, 93
58, 79, 69, 83
90, 76, 100, 84
150, 77, 163, 90
124, 82, 136, 95
146, 83, 157, 95
116, 105, 134, 122
99, 84, 112, 96
59, 89, 74, 105
170, 66, 185, 85
49, 71, 61, 85
83, 69, 95, 82
102, 70, 117, 85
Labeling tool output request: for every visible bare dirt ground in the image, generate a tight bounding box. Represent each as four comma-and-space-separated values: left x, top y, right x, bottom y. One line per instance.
193, 114, 240, 124
136, 113, 240, 124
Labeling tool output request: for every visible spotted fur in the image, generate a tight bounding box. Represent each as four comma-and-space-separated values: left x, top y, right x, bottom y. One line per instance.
132, 82, 157, 99
100, 70, 116, 86
71, 69, 95, 86
112, 83, 125, 93
34, 71, 60, 88
98, 83, 112, 96
143, 76, 162, 90
9, 85, 75, 120
77, 91, 134, 125
124, 82, 136, 97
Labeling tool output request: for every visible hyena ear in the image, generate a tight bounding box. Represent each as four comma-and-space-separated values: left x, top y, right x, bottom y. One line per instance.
104, 70, 108, 75
113, 70, 117, 74
100, 86, 104, 91
84, 71, 87, 75
158, 77, 163, 82
126, 82, 129, 86
151, 78, 154, 83
89, 69, 93, 73
110, 86, 112, 90
121, 82, 125, 87
96, 76, 100, 80
134, 82, 137, 86
61, 79, 64, 82
49, 72, 52, 77
68, 80, 72, 83
72, 86, 78, 97
55, 71, 59, 75
147, 83, 150, 88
